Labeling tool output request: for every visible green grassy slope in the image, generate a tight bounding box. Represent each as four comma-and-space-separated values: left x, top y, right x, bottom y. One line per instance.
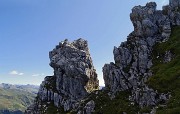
85, 90, 139, 114
0, 85, 39, 113
148, 26, 180, 113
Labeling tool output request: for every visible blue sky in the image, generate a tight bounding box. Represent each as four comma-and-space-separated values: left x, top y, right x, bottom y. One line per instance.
0, 0, 168, 86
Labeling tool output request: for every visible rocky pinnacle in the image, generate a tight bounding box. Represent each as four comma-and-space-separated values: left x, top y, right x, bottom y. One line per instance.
25, 38, 99, 113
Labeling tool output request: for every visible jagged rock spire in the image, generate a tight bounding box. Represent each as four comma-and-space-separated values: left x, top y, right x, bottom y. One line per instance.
49, 38, 99, 98
26, 38, 99, 113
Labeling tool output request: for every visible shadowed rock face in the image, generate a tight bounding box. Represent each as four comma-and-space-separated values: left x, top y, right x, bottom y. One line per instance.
103, 0, 180, 108
164, 0, 180, 26
26, 38, 99, 113
170, 0, 180, 8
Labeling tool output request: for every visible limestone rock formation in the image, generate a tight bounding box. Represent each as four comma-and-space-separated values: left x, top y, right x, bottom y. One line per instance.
103, 0, 180, 108
168, 0, 180, 25
26, 0, 180, 113
25, 38, 99, 114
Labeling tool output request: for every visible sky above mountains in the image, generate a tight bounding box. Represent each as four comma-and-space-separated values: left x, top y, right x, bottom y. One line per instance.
0, 0, 168, 86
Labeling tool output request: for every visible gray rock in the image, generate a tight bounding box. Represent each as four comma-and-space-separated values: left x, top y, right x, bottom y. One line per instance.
113, 46, 132, 67
164, 51, 173, 63
130, 2, 173, 39
163, 0, 180, 26
103, 63, 131, 92
130, 2, 158, 37
103, 0, 179, 108
26, 39, 99, 113
169, 0, 180, 8
84, 100, 95, 114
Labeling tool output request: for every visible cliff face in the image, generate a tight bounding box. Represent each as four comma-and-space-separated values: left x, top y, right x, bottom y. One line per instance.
103, 0, 180, 108
26, 0, 180, 113
26, 39, 99, 114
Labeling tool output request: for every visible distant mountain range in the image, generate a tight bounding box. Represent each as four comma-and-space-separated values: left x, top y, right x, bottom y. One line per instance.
0, 83, 39, 114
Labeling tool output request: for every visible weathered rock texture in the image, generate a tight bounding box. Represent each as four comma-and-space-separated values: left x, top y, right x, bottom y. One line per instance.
26, 0, 180, 113
103, 0, 180, 108
25, 38, 99, 114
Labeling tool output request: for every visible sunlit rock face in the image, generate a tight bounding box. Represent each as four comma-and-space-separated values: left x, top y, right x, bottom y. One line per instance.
49, 38, 99, 98
130, 2, 171, 39
103, 0, 179, 108
25, 38, 99, 113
